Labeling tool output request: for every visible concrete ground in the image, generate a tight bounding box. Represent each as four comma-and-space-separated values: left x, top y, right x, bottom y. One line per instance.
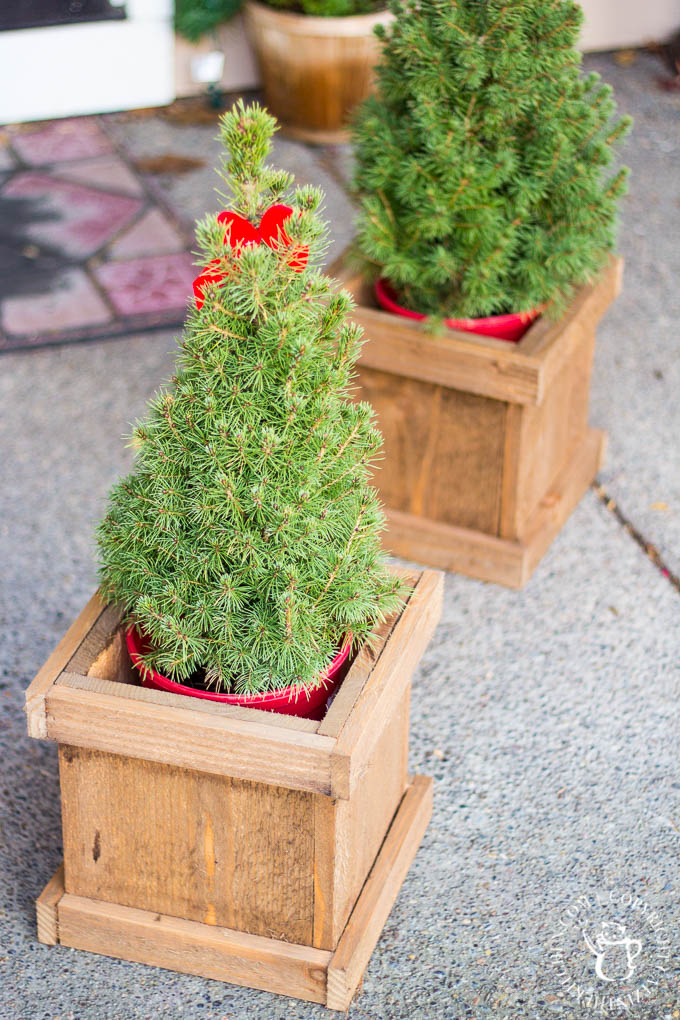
1, 52, 679, 1020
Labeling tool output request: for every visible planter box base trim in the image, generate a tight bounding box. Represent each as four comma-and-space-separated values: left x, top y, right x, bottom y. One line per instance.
37, 774, 432, 1011
384, 427, 605, 588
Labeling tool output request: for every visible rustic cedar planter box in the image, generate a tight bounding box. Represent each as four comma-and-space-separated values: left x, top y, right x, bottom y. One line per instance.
26, 568, 442, 1011
333, 255, 623, 588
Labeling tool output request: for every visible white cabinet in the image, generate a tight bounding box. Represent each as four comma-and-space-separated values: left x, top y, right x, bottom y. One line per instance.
0, 1, 174, 124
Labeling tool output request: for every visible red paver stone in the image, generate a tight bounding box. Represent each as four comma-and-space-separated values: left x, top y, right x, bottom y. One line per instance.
53, 155, 144, 197
109, 209, 184, 257
9, 118, 113, 165
1, 268, 112, 336
2, 173, 142, 258
94, 253, 195, 316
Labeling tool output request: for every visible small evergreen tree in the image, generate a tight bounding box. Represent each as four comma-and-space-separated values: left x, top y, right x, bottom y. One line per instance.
352, 0, 631, 319
97, 101, 403, 695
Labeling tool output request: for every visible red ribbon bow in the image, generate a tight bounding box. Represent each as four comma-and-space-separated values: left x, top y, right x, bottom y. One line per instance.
192, 204, 308, 310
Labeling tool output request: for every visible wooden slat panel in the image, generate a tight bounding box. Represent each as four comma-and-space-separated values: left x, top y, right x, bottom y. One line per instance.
57, 893, 331, 1004
80, 620, 320, 732
334, 281, 543, 406
87, 627, 137, 685
326, 775, 433, 1011
44, 777, 433, 1010
384, 507, 527, 588
313, 691, 411, 951
356, 368, 507, 534
334, 253, 621, 410
318, 601, 410, 739
312, 795, 337, 951
344, 259, 622, 408
66, 603, 124, 676
330, 690, 411, 946
59, 746, 316, 944
59, 671, 319, 734
519, 258, 622, 381
520, 427, 606, 579
29, 562, 421, 748
39, 779, 433, 1008
499, 402, 525, 539
36, 862, 64, 945
46, 683, 339, 795
385, 431, 604, 589
512, 312, 598, 532
25, 591, 105, 738
331, 570, 443, 799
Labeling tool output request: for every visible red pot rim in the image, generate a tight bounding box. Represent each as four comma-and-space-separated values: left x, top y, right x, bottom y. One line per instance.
125, 625, 352, 706
374, 277, 539, 342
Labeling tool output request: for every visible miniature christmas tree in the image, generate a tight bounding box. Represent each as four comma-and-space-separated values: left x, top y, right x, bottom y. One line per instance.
352, 0, 631, 319
97, 101, 403, 695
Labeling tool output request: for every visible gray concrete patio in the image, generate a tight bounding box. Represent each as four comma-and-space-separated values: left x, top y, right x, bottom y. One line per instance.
1, 52, 679, 1020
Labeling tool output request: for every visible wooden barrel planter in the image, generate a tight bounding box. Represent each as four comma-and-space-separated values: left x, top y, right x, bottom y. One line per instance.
244, 0, 392, 143
332, 253, 623, 589
27, 567, 442, 1011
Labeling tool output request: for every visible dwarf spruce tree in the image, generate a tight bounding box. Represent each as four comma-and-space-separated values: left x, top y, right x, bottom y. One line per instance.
353, 0, 631, 319
97, 101, 403, 695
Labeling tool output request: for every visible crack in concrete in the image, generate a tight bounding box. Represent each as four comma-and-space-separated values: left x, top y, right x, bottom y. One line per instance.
593, 481, 680, 595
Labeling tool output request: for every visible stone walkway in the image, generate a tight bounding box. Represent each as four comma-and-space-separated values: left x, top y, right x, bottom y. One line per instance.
0, 117, 194, 350
0, 98, 357, 354
1, 50, 679, 1020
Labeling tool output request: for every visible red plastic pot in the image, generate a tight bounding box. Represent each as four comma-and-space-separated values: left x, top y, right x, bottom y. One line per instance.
374, 278, 540, 343
125, 626, 352, 720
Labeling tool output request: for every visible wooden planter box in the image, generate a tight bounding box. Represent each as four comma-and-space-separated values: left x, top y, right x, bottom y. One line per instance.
26, 568, 442, 1011
333, 256, 623, 588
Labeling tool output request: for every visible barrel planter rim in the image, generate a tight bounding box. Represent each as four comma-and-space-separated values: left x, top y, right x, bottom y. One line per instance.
244, 0, 393, 37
